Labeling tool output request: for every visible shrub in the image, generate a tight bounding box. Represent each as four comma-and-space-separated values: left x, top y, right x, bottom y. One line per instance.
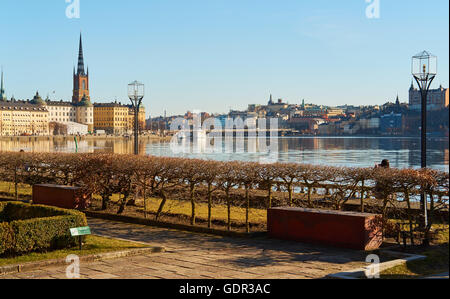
0, 202, 87, 256
0, 152, 448, 241
0, 222, 14, 255
0, 202, 6, 220
2, 203, 69, 222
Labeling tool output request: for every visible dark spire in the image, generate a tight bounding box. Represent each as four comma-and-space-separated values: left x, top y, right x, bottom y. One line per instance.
77, 33, 85, 75
0, 67, 6, 101
1, 68, 4, 91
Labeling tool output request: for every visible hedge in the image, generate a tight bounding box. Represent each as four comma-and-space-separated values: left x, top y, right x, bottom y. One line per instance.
0, 202, 87, 256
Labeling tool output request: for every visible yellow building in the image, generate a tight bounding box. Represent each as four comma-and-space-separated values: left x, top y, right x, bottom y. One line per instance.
94, 102, 146, 135
128, 106, 146, 132
0, 100, 49, 136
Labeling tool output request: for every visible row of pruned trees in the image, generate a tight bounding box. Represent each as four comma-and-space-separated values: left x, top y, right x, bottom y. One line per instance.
0, 152, 448, 241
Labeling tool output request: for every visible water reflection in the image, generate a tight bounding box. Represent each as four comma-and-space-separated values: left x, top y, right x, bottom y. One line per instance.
0, 137, 448, 171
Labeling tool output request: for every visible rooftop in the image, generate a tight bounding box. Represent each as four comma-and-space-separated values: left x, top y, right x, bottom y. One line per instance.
0, 101, 49, 111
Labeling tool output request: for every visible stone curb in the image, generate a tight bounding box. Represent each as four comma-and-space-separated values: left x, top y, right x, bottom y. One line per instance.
84, 210, 267, 239
0, 246, 165, 276
328, 250, 427, 279
425, 272, 449, 279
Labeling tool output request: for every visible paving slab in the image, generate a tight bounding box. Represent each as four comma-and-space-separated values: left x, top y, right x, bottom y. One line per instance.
0, 217, 371, 279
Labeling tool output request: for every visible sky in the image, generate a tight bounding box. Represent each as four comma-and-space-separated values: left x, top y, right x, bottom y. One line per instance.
0, 0, 448, 117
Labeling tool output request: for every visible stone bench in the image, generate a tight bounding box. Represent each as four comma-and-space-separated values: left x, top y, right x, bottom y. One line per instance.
32, 184, 90, 210
267, 207, 383, 251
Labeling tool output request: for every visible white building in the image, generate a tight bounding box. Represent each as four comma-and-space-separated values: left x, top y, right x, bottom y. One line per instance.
66, 121, 88, 135
44, 97, 93, 133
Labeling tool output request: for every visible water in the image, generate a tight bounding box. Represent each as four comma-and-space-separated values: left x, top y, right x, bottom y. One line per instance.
1, 136, 448, 171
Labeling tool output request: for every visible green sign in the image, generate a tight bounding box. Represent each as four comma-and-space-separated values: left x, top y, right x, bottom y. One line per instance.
70, 226, 91, 237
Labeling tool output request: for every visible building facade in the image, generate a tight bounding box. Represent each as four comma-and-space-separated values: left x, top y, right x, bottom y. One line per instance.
380, 113, 403, 135
0, 35, 94, 136
128, 106, 146, 132
409, 83, 449, 111
0, 99, 49, 136
94, 102, 145, 135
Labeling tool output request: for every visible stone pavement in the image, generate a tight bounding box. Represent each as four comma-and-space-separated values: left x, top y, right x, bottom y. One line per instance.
1, 218, 370, 279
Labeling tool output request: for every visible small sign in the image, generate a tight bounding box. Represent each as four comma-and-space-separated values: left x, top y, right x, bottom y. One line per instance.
70, 227, 91, 237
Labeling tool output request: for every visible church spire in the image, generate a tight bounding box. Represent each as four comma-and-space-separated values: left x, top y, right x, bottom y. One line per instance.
0, 67, 6, 101
73, 34, 90, 104
77, 33, 85, 75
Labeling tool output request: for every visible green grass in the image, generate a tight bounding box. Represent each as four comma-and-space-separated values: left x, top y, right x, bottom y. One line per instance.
0, 181, 32, 198
379, 224, 449, 279
380, 244, 449, 279
0, 235, 147, 267
142, 197, 267, 225
433, 224, 450, 244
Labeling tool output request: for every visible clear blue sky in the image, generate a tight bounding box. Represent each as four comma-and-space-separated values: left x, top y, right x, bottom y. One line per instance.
0, 0, 448, 117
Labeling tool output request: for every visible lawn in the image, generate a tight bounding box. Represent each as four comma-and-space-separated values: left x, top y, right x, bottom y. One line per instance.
0, 181, 32, 198
0, 235, 147, 267
379, 223, 449, 279
380, 243, 449, 279
143, 197, 267, 225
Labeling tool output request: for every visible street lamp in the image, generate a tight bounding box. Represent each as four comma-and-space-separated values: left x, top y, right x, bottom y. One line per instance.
411, 51, 437, 244
128, 81, 145, 155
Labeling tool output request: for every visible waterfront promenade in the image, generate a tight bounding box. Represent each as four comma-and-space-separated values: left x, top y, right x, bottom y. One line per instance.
1, 217, 369, 279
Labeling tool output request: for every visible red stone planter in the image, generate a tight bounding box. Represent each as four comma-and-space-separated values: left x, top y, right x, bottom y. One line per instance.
267, 207, 383, 251
32, 184, 90, 210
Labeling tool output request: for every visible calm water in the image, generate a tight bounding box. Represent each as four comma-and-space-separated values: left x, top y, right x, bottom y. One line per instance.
1, 137, 448, 171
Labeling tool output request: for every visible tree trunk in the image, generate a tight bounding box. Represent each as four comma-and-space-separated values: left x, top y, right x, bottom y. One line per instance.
360, 181, 365, 213
267, 183, 272, 209
425, 192, 435, 245
143, 184, 147, 219
382, 195, 388, 242
155, 190, 167, 221
127, 190, 137, 206
117, 193, 129, 214
101, 194, 109, 210
288, 183, 293, 207
190, 183, 196, 226
207, 183, 212, 228
245, 185, 250, 233
307, 188, 312, 208
226, 188, 231, 231
404, 190, 415, 246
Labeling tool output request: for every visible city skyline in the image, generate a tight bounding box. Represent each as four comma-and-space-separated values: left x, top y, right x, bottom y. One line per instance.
0, 0, 448, 116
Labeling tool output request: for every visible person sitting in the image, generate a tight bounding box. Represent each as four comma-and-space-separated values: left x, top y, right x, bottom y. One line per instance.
373, 159, 393, 200
375, 159, 390, 169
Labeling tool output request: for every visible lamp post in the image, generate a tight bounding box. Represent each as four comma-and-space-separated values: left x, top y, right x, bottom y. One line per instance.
411, 51, 437, 245
128, 81, 145, 155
